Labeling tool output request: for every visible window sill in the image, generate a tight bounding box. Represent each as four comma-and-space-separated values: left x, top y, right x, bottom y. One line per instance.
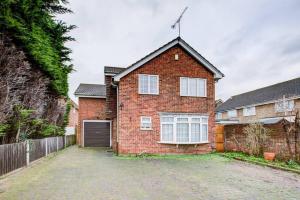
140, 128, 153, 131
139, 93, 159, 95
158, 141, 209, 145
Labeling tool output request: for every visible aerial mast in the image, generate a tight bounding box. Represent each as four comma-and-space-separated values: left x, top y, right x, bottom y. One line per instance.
171, 7, 188, 37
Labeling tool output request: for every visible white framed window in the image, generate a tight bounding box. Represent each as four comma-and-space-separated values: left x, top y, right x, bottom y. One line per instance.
138, 74, 159, 95
216, 112, 222, 119
243, 106, 256, 116
180, 77, 207, 97
140, 116, 152, 130
160, 115, 209, 144
227, 109, 237, 118
275, 99, 294, 112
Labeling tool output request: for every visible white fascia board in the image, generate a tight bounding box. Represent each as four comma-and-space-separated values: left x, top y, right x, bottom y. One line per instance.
75, 95, 106, 99
178, 40, 224, 79
114, 39, 224, 82
114, 40, 178, 82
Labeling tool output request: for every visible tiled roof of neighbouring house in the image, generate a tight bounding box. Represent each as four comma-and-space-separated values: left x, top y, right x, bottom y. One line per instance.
104, 66, 126, 74
216, 77, 300, 112
74, 84, 106, 97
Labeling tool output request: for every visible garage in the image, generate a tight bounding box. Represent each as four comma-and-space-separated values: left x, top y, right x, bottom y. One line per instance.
83, 120, 111, 147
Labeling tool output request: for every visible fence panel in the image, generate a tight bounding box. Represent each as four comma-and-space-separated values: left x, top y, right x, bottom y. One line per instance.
58, 137, 64, 150
1, 135, 76, 177
29, 139, 46, 162
0, 142, 26, 176
47, 137, 57, 154
65, 135, 76, 147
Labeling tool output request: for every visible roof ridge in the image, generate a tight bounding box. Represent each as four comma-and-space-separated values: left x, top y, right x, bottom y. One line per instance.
231, 77, 300, 98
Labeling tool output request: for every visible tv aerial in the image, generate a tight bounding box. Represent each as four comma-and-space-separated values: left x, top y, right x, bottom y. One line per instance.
171, 7, 188, 37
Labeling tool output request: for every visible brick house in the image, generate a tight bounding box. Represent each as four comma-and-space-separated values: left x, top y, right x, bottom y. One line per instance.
75, 37, 224, 154
216, 77, 300, 124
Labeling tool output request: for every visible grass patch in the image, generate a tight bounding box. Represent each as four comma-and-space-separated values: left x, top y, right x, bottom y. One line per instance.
222, 152, 300, 173
115, 152, 225, 161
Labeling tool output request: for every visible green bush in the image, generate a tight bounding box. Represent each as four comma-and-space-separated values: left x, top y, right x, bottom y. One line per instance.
0, 0, 75, 96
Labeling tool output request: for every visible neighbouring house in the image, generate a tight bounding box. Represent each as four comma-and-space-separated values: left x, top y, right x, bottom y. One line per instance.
75, 37, 224, 154
65, 100, 79, 135
215, 99, 223, 108
216, 77, 300, 124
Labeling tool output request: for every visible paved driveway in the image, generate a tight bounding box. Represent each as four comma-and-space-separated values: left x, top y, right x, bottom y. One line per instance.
0, 146, 300, 200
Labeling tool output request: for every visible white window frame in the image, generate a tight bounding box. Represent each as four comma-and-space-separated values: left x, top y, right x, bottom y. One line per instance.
160, 115, 209, 144
227, 109, 237, 118
180, 77, 207, 97
140, 116, 152, 130
243, 106, 256, 116
275, 99, 294, 113
138, 74, 159, 95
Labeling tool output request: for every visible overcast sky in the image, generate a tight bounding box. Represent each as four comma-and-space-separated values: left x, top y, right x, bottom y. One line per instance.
60, 0, 300, 103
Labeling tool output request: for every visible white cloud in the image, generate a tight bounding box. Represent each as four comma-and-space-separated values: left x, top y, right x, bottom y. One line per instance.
60, 0, 300, 103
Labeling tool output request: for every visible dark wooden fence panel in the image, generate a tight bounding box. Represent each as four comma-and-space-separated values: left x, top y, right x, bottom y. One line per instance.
65, 135, 76, 147
58, 137, 64, 150
29, 139, 46, 162
0, 142, 26, 176
47, 137, 57, 154
0, 136, 76, 177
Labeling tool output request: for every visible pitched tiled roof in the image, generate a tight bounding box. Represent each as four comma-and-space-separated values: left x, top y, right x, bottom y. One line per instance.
216, 77, 300, 112
74, 84, 106, 97
104, 66, 126, 74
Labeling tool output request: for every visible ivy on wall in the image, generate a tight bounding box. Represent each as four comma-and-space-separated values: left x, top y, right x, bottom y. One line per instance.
0, 0, 75, 96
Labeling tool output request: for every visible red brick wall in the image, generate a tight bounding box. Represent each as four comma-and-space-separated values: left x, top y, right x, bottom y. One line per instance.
224, 123, 296, 160
67, 106, 78, 127
117, 46, 215, 154
77, 97, 107, 146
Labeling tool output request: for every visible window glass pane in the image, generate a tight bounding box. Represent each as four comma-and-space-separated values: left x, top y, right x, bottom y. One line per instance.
202, 124, 208, 141
180, 78, 188, 96
149, 76, 158, 94
162, 124, 173, 141
197, 79, 205, 97
191, 123, 201, 142
287, 100, 294, 111
142, 123, 151, 129
177, 118, 188, 122
176, 123, 189, 142
161, 117, 174, 122
202, 117, 208, 123
191, 118, 201, 122
139, 75, 148, 93
142, 117, 151, 123
189, 78, 197, 96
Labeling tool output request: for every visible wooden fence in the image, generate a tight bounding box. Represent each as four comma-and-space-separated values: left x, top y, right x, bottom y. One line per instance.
0, 135, 76, 176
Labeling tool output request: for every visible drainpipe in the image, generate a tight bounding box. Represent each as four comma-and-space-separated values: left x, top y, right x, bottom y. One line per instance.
116, 85, 119, 155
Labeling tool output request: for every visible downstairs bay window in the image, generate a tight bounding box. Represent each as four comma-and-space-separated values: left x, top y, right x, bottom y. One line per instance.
160, 115, 208, 144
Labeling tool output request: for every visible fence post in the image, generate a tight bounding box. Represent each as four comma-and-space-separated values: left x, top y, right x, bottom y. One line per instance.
56, 137, 58, 151
64, 135, 67, 148
26, 140, 30, 166
45, 138, 48, 156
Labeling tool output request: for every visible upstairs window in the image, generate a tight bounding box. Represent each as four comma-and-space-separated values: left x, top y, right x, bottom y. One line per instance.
180, 77, 206, 97
140, 116, 152, 130
243, 106, 256, 116
227, 110, 237, 118
275, 99, 294, 112
138, 74, 159, 95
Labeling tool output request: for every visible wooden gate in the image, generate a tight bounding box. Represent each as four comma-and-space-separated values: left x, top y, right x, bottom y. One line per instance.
215, 125, 224, 152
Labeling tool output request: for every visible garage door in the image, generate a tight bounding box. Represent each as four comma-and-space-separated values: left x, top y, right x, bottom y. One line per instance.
83, 121, 111, 147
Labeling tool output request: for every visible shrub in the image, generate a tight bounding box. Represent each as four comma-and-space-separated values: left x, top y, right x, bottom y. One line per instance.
244, 123, 271, 156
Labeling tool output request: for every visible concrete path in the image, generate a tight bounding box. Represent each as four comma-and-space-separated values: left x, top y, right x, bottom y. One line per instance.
0, 146, 300, 200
